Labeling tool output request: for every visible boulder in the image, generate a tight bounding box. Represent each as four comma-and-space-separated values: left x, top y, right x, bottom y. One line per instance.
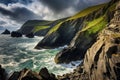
8, 68, 57, 80
0, 65, 7, 80
25, 32, 34, 38
11, 31, 22, 37
39, 67, 57, 80
8, 68, 42, 80
1, 29, 10, 34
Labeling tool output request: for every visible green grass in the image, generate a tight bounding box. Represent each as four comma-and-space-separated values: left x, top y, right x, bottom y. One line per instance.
47, 3, 107, 35
83, 15, 108, 36
47, 22, 63, 34
32, 26, 49, 33
82, 15, 105, 32
68, 3, 107, 20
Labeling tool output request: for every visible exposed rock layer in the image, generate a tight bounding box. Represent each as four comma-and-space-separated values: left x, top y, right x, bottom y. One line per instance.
55, 0, 116, 64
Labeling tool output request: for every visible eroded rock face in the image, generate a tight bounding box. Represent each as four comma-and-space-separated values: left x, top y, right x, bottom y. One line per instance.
54, 0, 116, 64
58, 1, 120, 80
83, 9, 120, 80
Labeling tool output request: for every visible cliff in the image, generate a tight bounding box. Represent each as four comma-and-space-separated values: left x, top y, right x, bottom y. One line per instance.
55, 0, 117, 63
35, 3, 111, 49
18, 18, 67, 36
58, 1, 120, 80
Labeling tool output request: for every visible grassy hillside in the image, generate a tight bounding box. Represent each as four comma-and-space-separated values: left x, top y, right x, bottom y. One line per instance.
68, 3, 107, 20
47, 3, 108, 35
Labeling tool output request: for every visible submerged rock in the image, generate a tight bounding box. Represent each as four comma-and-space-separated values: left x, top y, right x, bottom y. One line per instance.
1, 29, 10, 34
25, 32, 34, 38
11, 31, 22, 37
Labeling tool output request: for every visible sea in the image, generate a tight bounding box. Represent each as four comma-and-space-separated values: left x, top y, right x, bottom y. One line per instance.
0, 34, 82, 75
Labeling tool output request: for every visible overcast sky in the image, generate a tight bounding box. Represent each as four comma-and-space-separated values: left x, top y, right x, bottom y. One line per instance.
0, 0, 110, 30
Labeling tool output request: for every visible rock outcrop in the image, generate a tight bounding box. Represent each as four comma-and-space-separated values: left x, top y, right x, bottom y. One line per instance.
0, 65, 7, 80
11, 31, 22, 37
55, 0, 116, 64
1, 29, 10, 34
18, 20, 51, 36
8, 67, 57, 80
25, 32, 34, 38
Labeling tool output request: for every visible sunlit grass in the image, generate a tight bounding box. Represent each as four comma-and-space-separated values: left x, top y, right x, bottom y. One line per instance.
68, 4, 107, 20
32, 26, 49, 33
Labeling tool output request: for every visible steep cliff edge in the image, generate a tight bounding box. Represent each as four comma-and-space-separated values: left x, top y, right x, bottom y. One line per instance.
18, 20, 52, 36
18, 18, 67, 36
58, 1, 120, 80
55, 0, 117, 63
35, 3, 110, 49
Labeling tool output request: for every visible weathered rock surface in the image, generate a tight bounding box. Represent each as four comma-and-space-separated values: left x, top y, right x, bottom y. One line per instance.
1, 29, 10, 34
83, 4, 120, 80
8, 67, 57, 80
35, 18, 82, 49
11, 31, 22, 37
55, 0, 116, 64
58, 1, 120, 80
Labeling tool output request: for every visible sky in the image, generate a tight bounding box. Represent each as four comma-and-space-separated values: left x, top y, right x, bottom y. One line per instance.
0, 0, 110, 31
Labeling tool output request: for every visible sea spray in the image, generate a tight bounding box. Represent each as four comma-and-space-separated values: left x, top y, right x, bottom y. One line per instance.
0, 35, 82, 75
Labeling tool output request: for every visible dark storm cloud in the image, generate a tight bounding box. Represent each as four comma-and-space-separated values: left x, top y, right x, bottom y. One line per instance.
0, 7, 14, 16
39, 0, 110, 13
0, 21, 6, 25
0, 0, 33, 5
40, 0, 76, 12
0, 6, 41, 23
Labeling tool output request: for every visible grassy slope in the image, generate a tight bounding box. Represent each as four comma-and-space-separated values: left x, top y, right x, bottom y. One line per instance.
81, 2, 116, 37
32, 26, 49, 33
32, 17, 69, 33
47, 3, 107, 35
68, 4, 106, 20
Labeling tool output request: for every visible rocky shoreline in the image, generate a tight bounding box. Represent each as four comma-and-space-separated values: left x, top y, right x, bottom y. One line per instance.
1, 0, 120, 80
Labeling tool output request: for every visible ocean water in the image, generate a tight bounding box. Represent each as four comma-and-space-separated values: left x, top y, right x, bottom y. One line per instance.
0, 35, 82, 75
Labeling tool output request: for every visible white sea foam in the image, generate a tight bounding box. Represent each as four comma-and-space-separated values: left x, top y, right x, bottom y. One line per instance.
0, 35, 82, 75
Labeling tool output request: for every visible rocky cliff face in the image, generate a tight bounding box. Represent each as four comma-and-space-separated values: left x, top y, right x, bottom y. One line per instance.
18, 20, 50, 36
35, 2, 112, 49
35, 18, 82, 49
83, 4, 120, 80
58, 1, 120, 80
55, 0, 117, 64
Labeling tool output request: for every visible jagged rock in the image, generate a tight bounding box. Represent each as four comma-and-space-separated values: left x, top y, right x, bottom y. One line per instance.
1, 29, 10, 34
11, 31, 22, 37
9, 68, 42, 80
0, 65, 7, 80
25, 32, 34, 38
8, 67, 57, 80
39, 67, 57, 80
